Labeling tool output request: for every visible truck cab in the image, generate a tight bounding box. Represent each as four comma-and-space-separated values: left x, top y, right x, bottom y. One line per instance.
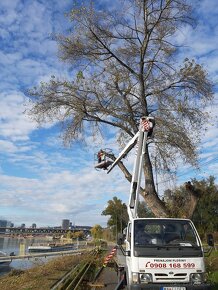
122, 217, 211, 290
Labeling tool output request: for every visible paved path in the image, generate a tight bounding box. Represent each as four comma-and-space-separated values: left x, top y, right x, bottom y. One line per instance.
99, 267, 119, 289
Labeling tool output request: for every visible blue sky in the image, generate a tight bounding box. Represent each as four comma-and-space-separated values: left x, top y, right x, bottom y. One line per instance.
0, 0, 218, 227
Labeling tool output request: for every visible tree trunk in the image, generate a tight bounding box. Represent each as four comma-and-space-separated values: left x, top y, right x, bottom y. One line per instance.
142, 145, 169, 217
141, 190, 168, 217
184, 182, 201, 219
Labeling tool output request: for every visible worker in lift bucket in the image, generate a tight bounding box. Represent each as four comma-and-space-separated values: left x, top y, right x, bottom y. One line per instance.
97, 150, 106, 163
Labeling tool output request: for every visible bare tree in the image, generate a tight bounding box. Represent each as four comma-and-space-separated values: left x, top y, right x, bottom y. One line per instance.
27, 0, 213, 218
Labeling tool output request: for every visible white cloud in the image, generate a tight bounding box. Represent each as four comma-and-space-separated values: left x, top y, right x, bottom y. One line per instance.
0, 162, 130, 226
0, 51, 22, 65
0, 140, 17, 153
0, 92, 37, 141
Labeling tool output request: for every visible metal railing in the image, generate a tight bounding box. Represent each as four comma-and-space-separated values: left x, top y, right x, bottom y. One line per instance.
50, 248, 100, 290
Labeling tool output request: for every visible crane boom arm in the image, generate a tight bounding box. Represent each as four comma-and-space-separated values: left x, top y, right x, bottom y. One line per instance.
107, 132, 139, 174
107, 117, 154, 221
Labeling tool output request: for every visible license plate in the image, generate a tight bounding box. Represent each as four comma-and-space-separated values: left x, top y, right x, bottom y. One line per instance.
161, 287, 186, 290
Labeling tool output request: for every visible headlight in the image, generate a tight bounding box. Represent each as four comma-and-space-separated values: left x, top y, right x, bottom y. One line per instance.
190, 273, 204, 284
132, 272, 139, 283
140, 273, 152, 283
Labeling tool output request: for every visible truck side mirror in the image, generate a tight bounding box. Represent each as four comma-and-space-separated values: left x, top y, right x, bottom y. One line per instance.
117, 233, 125, 245
207, 234, 214, 247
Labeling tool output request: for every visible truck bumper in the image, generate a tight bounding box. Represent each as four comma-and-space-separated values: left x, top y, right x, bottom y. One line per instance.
130, 283, 212, 290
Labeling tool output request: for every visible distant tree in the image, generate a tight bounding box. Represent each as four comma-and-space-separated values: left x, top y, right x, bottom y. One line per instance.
27, 0, 214, 218
91, 224, 103, 239
72, 231, 85, 240
163, 182, 202, 218
66, 231, 72, 239
164, 176, 218, 236
102, 197, 128, 237
101, 197, 155, 234
102, 227, 114, 242
192, 176, 218, 237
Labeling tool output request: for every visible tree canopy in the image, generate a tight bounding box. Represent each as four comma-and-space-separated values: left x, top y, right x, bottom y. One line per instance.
137, 201, 155, 218
102, 196, 128, 237
91, 224, 103, 239
164, 176, 218, 235
102, 197, 155, 237
27, 0, 214, 218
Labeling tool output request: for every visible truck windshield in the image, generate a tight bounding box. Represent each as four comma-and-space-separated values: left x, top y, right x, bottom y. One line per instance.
134, 219, 199, 247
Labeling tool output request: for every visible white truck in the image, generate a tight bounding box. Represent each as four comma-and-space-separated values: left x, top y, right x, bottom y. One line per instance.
108, 117, 214, 290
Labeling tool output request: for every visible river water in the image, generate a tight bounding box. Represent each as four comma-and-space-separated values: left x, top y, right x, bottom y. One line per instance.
0, 235, 54, 276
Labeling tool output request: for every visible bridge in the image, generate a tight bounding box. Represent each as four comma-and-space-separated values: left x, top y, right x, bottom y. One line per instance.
0, 226, 91, 235
0, 248, 90, 264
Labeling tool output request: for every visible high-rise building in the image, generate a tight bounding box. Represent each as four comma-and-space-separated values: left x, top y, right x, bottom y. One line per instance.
0, 220, 7, 234
32, 223, 37, 229
62, 219, 70, 230
0, 220, 12, 233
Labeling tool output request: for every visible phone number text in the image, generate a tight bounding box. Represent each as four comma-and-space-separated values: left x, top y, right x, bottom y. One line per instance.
145, 262, 196, 268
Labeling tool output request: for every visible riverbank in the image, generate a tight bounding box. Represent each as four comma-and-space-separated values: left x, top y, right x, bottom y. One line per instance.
0, 254, 82, 290
0, 234, 63, 241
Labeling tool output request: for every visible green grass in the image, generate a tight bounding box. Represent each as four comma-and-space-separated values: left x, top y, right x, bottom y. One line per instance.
205, 248, 218, 289
211, 272, 218, 290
